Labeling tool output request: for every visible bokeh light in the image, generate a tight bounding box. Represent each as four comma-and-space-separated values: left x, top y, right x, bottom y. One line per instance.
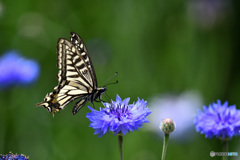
147, 91, 203, 142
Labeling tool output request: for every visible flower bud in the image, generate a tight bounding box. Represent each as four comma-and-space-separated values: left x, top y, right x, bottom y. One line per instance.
160, 118, 176, 134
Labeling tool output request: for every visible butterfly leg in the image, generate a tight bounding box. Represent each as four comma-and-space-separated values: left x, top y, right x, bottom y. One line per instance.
103, 93, 111, 103
92, 102, 95, 109
72, 98, 87, 115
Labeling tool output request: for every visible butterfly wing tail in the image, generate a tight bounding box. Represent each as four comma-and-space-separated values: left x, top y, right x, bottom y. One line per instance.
36, 101, 52, 112
36, 92, 61, 116
36, 102, 57, 118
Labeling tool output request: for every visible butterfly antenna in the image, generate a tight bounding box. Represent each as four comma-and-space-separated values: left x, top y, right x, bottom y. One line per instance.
104, 72, 118, 87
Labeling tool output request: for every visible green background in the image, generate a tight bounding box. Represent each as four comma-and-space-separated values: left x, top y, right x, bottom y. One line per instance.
0, 0, 240, 159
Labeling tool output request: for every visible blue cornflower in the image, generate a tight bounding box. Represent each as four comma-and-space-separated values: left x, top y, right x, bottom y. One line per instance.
0, 51, 40, 88
86, 94, 152, 137
0, 152, 28, 160
194, 100, 240, 139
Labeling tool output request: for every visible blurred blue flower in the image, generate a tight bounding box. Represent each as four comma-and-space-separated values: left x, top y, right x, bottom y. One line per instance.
86, 94, 152, 137
188, 0, 232, 28
0, 152, 28, 160
0, 51, 40, 88
194, 100, 240, 139
147, 91, 203, 142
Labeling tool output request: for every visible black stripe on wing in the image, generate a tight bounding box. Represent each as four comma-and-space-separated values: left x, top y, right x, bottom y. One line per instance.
36, 80, 89, 116
70, 32, 97, 88
58, 39, 94, 88
37, 32, 107, 116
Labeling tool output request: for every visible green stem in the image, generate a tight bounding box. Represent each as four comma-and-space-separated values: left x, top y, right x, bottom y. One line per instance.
222, 139, 228, 160
2, 90, 17, 153
118, 133, 123, 160
161, 134, 169, 160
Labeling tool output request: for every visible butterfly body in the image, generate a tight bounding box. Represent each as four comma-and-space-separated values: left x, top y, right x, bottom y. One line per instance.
37, 32, 106, 116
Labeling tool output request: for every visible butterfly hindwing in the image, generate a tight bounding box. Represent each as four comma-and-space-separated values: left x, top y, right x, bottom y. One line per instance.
36, 32, 107, 116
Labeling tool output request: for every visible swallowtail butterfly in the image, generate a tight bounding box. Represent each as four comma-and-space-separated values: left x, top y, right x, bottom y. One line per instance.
36, 32, 107, 116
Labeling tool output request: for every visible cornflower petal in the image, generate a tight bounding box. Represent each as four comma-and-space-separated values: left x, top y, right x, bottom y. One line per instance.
0, 152, 28, 160
86, 95, 152, 137
194, 100, 240, 139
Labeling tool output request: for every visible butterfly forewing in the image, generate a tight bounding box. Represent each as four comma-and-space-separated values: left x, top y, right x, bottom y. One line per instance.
36, 32, 106, 116
70, 32, 97, 88
60, 39, 94, 88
